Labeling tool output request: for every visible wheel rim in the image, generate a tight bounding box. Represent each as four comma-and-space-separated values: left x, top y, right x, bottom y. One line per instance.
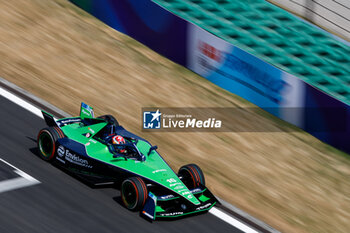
122, 181, 138, 209
39, 132, 53, 158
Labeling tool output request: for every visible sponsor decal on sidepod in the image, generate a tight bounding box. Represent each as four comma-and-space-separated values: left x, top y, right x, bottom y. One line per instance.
57, 145, 92, 168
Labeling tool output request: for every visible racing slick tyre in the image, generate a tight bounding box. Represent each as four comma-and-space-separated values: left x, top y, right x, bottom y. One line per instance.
37, 127, 65, 162
121, 177, 148, 211
98, 115, 119, 127
178, 164, 205, 189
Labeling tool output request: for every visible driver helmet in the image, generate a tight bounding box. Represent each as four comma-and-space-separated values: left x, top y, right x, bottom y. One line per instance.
112, 135, 125, 144
112, 135, 126, 153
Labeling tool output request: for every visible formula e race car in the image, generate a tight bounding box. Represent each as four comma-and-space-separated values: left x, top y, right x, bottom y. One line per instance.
37, 103, 219, 220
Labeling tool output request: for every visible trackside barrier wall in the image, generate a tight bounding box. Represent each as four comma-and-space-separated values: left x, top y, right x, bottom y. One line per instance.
69, 0, 350, 154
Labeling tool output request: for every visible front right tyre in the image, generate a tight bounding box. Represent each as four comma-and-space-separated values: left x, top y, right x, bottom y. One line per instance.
98, 114, 119, 127
178, 164, 205, 189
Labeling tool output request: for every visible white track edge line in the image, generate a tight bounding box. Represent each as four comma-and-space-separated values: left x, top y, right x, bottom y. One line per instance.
0, 158, 40, 193
0, 87, 42, 118
0, 158, 41, 183
0, 86, 260, 233
209, 207, 259, 233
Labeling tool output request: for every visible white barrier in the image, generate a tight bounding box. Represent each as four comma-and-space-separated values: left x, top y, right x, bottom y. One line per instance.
268, 0, 350, 41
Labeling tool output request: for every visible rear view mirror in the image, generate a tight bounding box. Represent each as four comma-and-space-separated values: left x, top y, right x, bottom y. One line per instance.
148, 145, 158, 155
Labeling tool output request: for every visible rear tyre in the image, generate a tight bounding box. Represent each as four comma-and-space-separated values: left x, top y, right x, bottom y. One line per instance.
178, 164, 205, 189
121, 177, 148, 211
37, 127, 64, 162
98, 115, 119, 127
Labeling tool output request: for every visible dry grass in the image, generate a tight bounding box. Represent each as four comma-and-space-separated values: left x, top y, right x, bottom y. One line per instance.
1, 1, 350, 232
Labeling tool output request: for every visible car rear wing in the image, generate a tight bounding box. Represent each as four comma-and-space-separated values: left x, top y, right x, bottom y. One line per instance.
41, 110, 59, 127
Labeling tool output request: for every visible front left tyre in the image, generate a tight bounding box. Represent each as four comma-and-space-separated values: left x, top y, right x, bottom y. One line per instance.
37, 127, 64, 162
121, 177, 148, 211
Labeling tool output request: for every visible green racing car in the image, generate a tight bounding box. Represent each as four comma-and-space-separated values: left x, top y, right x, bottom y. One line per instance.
37, 103, 219, 220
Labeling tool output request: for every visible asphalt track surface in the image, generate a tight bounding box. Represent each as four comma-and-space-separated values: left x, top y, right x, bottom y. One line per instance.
0, 96, 240, 233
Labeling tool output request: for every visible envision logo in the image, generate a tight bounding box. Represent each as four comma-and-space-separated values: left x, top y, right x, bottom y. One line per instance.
57, 146, 92, 168
57, 145, 65, 157
65, 151, 89, 165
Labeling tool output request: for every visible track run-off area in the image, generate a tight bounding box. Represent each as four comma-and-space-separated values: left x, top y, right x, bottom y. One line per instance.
0, 85, 261, 233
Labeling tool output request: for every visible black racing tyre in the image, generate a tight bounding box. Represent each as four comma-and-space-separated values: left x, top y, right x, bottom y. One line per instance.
121, 177, 148, 211
37, 127, 65, 162
98, 114, 119, 127
178, 164, 205, 189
